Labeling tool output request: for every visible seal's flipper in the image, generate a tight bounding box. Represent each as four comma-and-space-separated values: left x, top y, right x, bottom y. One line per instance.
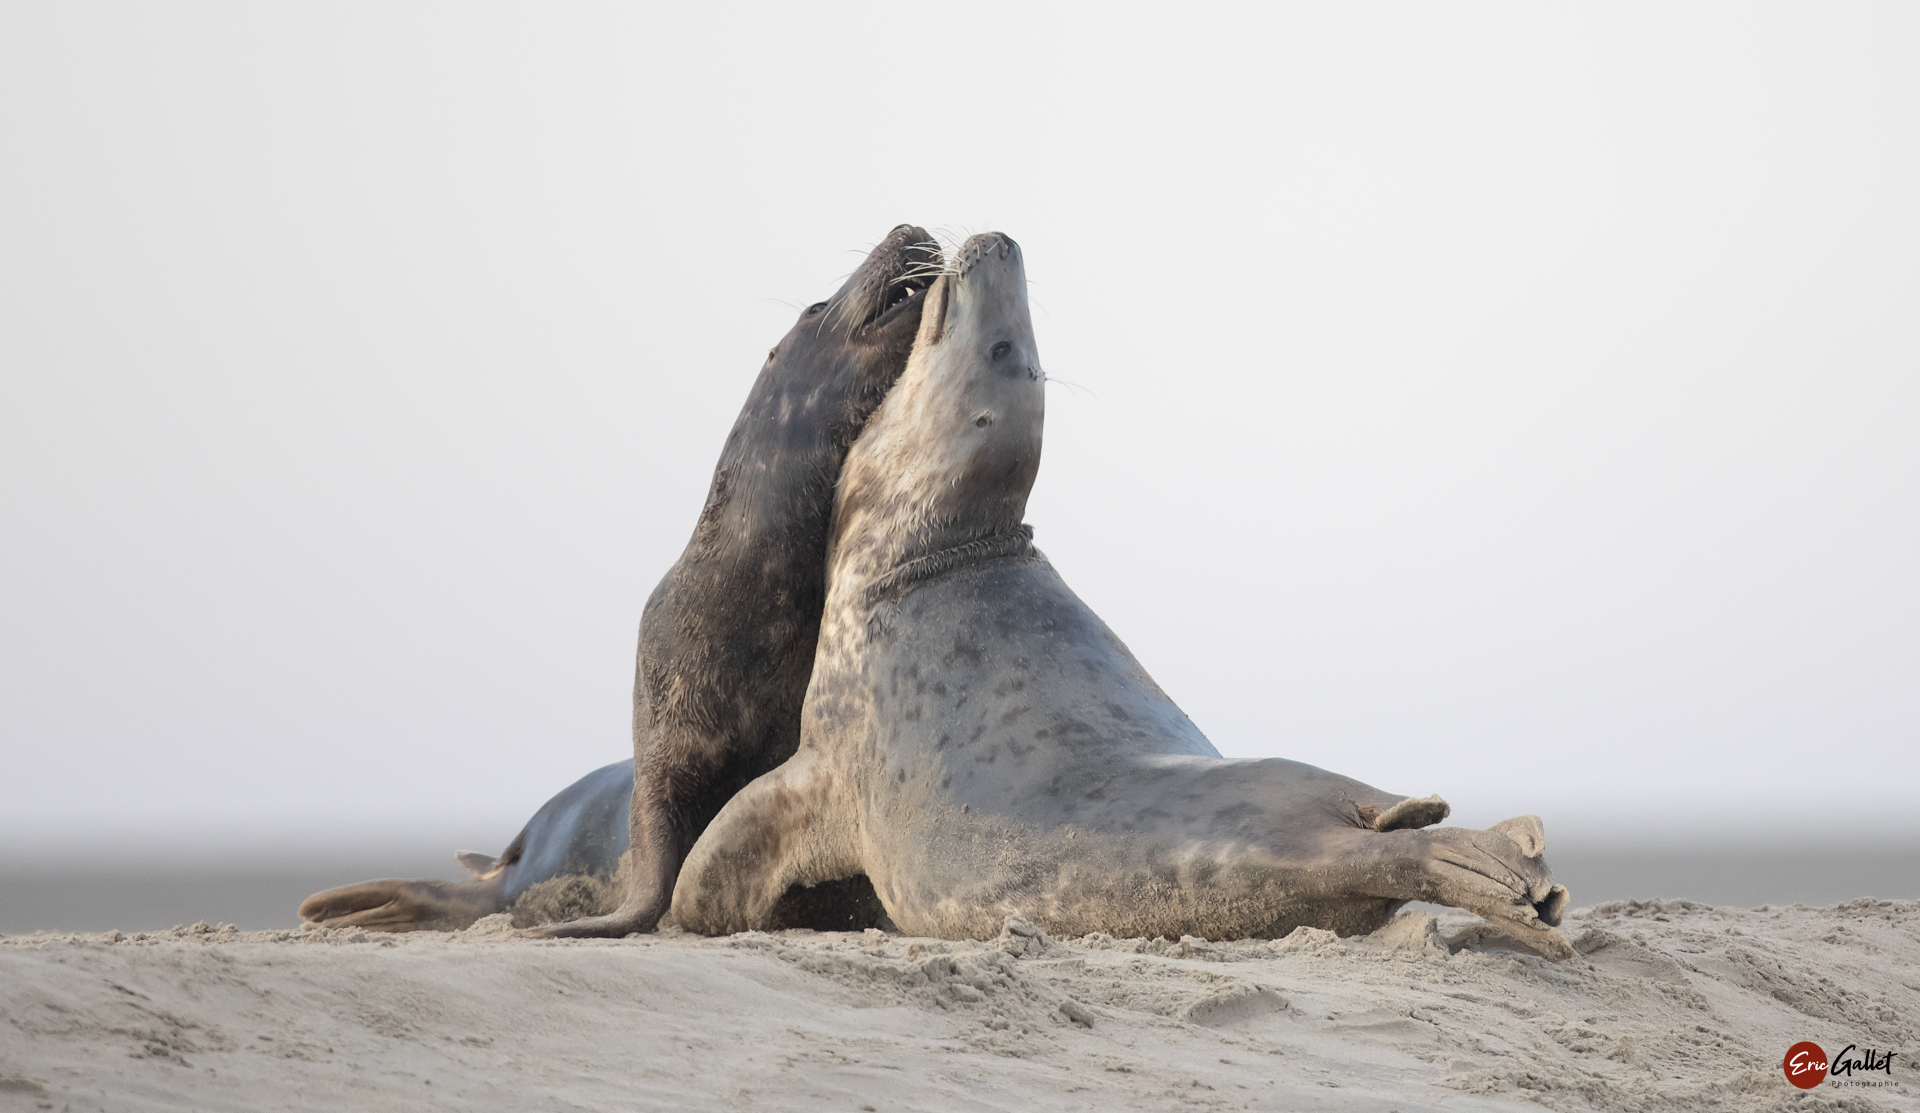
1371, 794, 1451, 832
668, 752, 861, 935
1536, 881, 1571, 927
1489, 814, 1546, 858
1363, 824, 1575, 961
1484, 814, 1567, 927
297, 877, 504, 932
455, 851, 500, 879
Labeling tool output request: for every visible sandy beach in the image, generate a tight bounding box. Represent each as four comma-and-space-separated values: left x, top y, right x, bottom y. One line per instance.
3, 899, 1912, 1112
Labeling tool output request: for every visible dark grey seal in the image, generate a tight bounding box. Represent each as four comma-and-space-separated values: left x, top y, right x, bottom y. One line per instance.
667, 232, 1576, 959
297, 759, 886, 931
299, 225, 937, 935
297, 761, 632, 930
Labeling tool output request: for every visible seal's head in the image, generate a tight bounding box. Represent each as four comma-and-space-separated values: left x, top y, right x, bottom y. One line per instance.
757, 223, 941, 442
691, 224, 939, 563
830, 232, 1043, 577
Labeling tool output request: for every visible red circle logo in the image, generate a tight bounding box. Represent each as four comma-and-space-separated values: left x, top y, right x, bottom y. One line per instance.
1784, 1042, 1828, 1089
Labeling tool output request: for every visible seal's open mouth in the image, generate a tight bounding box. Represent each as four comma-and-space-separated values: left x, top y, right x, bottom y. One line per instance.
835, 224, 940, 335
879, 274, 929, 315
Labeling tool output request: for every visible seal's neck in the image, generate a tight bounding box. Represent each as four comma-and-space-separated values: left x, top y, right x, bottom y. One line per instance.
824, 244, 1044, 610
857, 525, 1036, 607
825, 481, 1035, 609
824, 368, 1041, 607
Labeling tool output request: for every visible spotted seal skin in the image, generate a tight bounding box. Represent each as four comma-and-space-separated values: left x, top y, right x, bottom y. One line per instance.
667, 232, 1576, 959
300, 226, 938, 937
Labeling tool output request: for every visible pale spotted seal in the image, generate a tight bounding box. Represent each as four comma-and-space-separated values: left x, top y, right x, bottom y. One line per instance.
667, 232, 1575, 959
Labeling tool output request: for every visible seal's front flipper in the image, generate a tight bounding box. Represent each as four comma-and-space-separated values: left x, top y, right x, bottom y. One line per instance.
668, 751, 862, 935
298, 877, 504, 932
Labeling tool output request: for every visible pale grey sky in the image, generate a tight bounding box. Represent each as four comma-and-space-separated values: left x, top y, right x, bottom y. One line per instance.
3, 5, 1915, 862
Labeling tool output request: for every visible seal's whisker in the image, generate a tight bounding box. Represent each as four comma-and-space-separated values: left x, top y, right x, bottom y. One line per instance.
1044, 375, 1095, 400
922, 225, 985, 276
896, 263, 951, 285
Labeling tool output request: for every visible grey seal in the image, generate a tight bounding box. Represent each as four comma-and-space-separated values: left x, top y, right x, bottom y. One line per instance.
298, 761, 633, 931
667, 232, 1576, 959
300, 225, 937, 935
297, 759, 886, 931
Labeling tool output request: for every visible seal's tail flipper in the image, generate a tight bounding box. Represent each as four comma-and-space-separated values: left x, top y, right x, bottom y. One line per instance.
297, 877, 504, 932
1485, 814, 1570, 926
1489, 814, 1545, 857
1363, 817, 1574, 961
668, 751, 862, 935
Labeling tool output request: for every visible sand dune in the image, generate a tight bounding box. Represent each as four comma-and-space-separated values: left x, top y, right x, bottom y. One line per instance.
2, 900, 1914, 1112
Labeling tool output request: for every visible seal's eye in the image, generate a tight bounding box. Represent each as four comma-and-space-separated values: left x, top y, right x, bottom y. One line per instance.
991, 341, 1012, 360
806, 301, 828, 316
974, 412, 993, 428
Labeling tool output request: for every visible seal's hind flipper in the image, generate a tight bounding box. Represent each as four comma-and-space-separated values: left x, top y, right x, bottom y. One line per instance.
1489, 814, 1545, 857
1359, 821, 1575, 961
297, 877, 504, 932
455, 851, 500, 878
1371, 794, 1451, 832
1487, 814, 1566, 926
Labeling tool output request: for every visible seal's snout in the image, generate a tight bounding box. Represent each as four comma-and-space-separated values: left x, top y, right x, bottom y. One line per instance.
836, 223, 940, 335
956, 232, 1021, 278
